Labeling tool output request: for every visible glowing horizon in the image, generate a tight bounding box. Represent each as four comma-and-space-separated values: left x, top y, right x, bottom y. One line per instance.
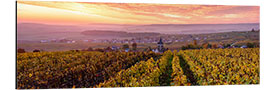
17, 1, 260, 25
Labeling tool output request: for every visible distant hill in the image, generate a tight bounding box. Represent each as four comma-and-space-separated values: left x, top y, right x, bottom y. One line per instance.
126, 23, 260, 34
17, 23, 84, 41
17, 23, 82, 34
17, 23, 259, 41
17, 23, 136, 41
81, 30, 161, 37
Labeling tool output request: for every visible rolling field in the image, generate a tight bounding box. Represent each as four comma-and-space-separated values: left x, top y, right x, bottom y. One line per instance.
16, 48, 259, 89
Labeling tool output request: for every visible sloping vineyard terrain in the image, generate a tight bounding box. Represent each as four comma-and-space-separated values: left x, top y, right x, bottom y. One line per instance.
16, 48, 259, 89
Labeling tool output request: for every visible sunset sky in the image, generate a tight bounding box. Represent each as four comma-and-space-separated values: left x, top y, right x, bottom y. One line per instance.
17, 1, 260, 25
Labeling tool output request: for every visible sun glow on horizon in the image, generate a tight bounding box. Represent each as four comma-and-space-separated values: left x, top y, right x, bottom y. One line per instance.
17, 1, 260, 25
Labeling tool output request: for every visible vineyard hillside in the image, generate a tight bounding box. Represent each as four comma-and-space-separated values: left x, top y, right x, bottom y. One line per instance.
16, 48, 259, 89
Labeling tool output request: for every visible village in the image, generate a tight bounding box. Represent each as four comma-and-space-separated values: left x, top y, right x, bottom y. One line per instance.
18, 36, 259, 54
17, 30, 259, 53
27, 30, 259, 53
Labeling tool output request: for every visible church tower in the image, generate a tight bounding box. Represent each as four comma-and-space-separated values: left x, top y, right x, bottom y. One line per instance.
157, 38, 164, 52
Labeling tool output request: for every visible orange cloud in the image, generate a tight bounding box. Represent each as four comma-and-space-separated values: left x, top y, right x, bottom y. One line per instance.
17, 1, 259, 25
